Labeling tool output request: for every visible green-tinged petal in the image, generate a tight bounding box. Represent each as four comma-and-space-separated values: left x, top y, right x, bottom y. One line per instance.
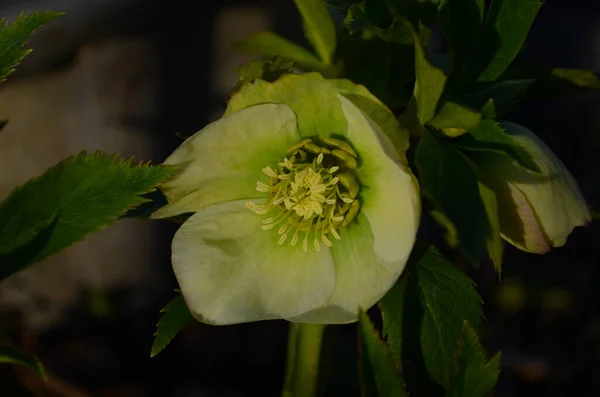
339, 95, 421, 263
287, 214, 408, 324
152, 104, 300, 218
330, 79, 410, 160
225, 73, 347, 140
171, 200, 336, 325
474, 122, 590, 249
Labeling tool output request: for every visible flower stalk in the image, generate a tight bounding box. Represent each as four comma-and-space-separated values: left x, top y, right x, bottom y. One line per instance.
282, 322, 327, 397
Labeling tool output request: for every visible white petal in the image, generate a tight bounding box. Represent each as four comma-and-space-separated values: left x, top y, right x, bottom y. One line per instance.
152, 104, 300, 218
172, 200, 336, 325
287, 213, 407, 324
338, 95, 421, 263
481, 122, 590, 248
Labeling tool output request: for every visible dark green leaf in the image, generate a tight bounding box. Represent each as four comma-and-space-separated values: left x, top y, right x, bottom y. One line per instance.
452, 119, 541, 173
234, 32, 325, 72
357, 311, 407, 397
0, 345, 48, 381
439, 0, 485, 75
150, 294, 194, 357
0, 151, 174, 280
448, 321, 501, 397
294, 0, 337, 65
0, 11, 63, 84
461, 79, 535, 114
380, 245, 483, 392
468, 0, 542, 83
337, 30, 414, 107
504, 65, 600, 98
477, 182, 503, 272
429, 101, 482, 137
411, 26, 447, 124
415, 130, 492, 264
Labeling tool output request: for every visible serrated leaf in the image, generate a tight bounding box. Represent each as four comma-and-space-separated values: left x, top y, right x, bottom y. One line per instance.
358, 311, 407, 397
294, 0, 337, 65
380, 245, 484, 393
448, 321, 500, 397
0, 11, 63, 84
452, 119, 541, 173
0, 151, 174, 280
0, 345, 48, 381
410, 25, 447, 124
415, 130, 493, 264
430, 101, 482, 137
150, 294, 194, 357
469, 0, 542, 83
234, 32, 325, 72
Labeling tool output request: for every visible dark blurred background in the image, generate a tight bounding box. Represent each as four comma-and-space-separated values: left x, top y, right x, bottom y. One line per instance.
0, 0, 598, 396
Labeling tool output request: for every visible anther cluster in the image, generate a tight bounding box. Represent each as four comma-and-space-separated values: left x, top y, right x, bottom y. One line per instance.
247, 137, 361, 252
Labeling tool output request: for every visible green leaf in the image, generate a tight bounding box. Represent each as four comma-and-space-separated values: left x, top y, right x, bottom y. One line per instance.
0, 345, 48, 381
452, 119, 541, 173
234, 32, 325, 72
504, 66, 600, 98
411, 26, 447, 124
429, 101, 482, 137
380, 245, 483, 392
438, 0, 485, 75
448, 321, 501, 397
415, 130, 493, 264
358, 311, 408, 397
230, 57, 296, 97
150, 294, 194, 357
336, 30, 415, 107
469, 0, 542, 83
0, 11, 63, 84
294, 0, 337, 65
477, 182, 503, 272
0, 151, 174, 280
461, 79, 534, 114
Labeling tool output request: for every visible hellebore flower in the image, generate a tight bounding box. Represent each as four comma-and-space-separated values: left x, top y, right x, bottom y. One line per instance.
474, 122, 590, 254
152, 73, 420, 325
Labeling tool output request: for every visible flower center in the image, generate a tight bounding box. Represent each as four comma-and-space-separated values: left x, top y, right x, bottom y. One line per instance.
247, 137, 361, 252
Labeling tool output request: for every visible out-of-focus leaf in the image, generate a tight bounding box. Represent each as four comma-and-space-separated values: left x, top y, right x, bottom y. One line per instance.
0, 345, 48, 381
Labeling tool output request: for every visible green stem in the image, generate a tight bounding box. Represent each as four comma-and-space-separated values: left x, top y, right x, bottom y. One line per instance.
282, 322, 327, 397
